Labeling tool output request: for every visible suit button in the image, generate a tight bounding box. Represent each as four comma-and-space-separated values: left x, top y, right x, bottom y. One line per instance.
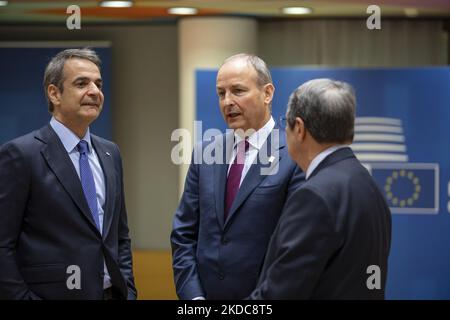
221, 238, 229, 245
218, 272, 225, 280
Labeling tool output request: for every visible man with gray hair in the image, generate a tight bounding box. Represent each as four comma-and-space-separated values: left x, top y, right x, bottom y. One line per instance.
171, 53, 304, 299
249, 78, 391, 299
0, 48, 136, 300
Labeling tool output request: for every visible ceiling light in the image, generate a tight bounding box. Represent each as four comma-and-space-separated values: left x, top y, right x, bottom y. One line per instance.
404, 8, 419, 17
100, 1, 133, 8
168, 7, 198, 15
281, 7, 312, 15
0, 1, 8, 6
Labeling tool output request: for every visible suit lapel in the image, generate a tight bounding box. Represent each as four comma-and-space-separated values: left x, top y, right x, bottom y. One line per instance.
214, 133, 233, 228
37, 125, 100, 235
91, 136, 116, 239
224, 127, 285, 227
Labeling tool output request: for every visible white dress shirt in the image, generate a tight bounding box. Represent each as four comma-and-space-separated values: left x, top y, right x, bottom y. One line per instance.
228, 117, 275, 186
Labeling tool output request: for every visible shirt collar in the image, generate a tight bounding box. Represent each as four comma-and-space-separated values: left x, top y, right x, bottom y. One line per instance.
50, 117, 92, 154
233, 116, 275, 150
306, 145, 347, 180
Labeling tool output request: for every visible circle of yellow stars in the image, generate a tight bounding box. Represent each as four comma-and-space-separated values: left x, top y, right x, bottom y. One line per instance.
385, 170, 421, 207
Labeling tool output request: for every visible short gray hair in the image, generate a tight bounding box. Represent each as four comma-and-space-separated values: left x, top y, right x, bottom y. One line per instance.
43, 48, 101, 112
221, 53, 272, 87
286, 78, 355, 144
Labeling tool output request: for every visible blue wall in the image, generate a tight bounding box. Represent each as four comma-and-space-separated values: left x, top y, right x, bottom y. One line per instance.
0, 46, 112, 144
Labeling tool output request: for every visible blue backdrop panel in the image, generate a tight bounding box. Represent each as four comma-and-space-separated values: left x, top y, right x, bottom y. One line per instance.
196, 67, 450, 299
0, 46, 112, 145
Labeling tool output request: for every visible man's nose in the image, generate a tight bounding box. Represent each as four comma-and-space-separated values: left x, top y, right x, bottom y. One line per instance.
223, 91, 234, 106
87, 82, 101, 96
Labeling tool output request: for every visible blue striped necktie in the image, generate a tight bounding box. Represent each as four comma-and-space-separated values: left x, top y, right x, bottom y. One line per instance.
77, 140, 100, 230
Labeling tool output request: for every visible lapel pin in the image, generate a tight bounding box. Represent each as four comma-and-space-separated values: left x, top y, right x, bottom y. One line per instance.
106, 152, 111, 156
268, 156, 275, 163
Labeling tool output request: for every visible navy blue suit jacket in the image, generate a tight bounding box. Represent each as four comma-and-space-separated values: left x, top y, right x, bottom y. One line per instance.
0, 125, 136, 300
171, 127, 304, 299
250, 147, 391, 299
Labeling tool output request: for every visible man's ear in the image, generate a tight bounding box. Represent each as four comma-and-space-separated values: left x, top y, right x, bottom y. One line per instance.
263, 83, 275, 105
47, 84, 61, 108
294, 117, 306, 142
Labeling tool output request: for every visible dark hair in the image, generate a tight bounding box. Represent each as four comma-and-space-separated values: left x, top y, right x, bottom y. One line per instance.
43, 48, 101, 112
286, 78, 355, 144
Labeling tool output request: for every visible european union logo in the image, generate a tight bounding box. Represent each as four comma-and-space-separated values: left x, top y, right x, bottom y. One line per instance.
351, 117, 440, 215
366, 163, 439, 214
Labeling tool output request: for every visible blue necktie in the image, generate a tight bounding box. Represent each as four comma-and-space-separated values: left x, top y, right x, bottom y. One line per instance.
77, 140, 100, 230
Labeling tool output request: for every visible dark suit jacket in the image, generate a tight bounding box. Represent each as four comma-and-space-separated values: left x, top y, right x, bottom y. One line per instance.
0, 125, 137, 300
250, 147, 391, 299
171, 127, 305, 300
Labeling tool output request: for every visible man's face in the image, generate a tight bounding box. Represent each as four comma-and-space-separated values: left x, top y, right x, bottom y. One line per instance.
285, 114, 303, 168
50, 58, 104, 129
216, 59, 273, 133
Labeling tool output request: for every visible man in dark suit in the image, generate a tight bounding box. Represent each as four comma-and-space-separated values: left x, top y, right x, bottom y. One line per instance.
0, 48, 136, 300
249, 78, 391, 299
171, 54, 304, 300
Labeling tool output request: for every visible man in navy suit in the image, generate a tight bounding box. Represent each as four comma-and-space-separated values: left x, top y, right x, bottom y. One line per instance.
0, 48, 136, 300
171, 54, 304, 300
249, 79, 391, 299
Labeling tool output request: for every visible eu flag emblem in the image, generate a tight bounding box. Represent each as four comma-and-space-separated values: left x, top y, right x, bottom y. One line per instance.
366, 163, 439, 214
